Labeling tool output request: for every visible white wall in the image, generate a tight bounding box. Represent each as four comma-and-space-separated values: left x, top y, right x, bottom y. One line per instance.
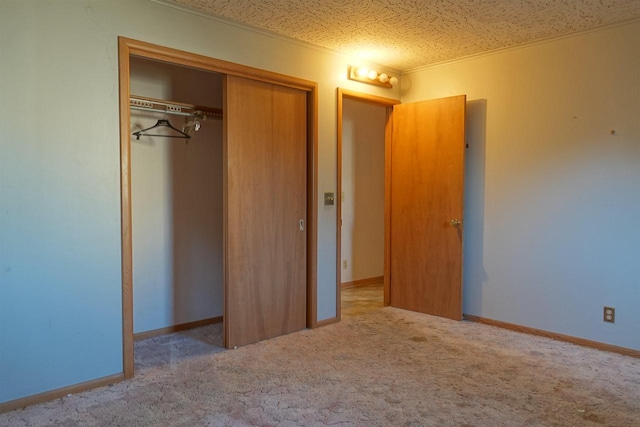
130, 58, 223, 333
0, 0, 400, 404
341, 99, 386, 283
402, 21, 640, 350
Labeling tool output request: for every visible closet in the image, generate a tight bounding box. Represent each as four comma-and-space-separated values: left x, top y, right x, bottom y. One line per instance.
120, 38, 317, 377
129, 57, 224, 340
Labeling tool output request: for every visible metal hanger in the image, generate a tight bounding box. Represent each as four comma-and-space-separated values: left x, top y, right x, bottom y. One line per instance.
132, 119, 191, 140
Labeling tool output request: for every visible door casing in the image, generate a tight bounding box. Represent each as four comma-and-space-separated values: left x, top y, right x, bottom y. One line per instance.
118, 37, 318, 378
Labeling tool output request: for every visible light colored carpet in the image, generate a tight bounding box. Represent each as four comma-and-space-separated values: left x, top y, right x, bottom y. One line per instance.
1, 307, 639, 426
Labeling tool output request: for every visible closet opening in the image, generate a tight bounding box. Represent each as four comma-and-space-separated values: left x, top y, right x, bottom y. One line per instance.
129, 57, 225, 367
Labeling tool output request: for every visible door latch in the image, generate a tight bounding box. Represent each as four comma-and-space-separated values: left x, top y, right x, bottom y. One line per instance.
450, 218, 462, 228
299, 219, 305, 231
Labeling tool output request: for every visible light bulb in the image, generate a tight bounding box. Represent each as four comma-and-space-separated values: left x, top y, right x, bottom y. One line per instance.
389, 76, 398, 86
357, 67, 368, 78
368, 70, 378, 80
378, 73, 389, 83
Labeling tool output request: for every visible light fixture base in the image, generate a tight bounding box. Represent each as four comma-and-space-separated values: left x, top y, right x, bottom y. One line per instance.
348, 65, 395, 88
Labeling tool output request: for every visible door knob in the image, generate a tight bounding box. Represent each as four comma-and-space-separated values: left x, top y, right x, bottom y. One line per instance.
450, 218, 462, 228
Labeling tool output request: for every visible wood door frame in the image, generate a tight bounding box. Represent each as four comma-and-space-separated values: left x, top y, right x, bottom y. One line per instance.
336, 89, 400, 319
118, 37, 318, 379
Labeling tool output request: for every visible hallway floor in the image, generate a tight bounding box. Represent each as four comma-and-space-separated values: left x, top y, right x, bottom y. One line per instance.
341, 282, 383, 318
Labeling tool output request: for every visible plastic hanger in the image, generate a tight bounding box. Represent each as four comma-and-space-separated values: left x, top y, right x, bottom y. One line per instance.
132, 119, 191, 140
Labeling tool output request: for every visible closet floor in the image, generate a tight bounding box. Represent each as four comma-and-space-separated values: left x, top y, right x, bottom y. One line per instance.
134, 322, 224, 370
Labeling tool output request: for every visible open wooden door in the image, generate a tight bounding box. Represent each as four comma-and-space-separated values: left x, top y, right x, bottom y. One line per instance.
389, 95, 466, 320
224, 75, 307, 348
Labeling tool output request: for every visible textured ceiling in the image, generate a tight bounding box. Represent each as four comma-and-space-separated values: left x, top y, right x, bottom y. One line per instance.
170, 0, 640, 71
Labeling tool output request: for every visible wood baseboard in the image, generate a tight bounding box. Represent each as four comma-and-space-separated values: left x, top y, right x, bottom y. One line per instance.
463, 314, 640, 359
0, 372, 124, 414
315, 316, 339, 328
134, 316, 223, 341
341, 276, 384, 289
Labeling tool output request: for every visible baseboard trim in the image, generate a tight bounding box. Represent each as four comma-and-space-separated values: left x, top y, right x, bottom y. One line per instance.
0, 372, 124, 414
134, 316, 223, 341
315, 316, 339, 328
341, 276, 384, 289
463, 314, 640, 358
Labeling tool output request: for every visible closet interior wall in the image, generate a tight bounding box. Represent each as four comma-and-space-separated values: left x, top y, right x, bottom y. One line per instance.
129, 57, 223, 335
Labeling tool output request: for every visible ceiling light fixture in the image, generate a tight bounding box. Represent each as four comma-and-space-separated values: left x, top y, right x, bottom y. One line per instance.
348, 65, 398, 88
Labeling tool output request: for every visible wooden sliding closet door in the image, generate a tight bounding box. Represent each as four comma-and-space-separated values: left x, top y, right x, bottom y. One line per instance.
224, 75, 307, 348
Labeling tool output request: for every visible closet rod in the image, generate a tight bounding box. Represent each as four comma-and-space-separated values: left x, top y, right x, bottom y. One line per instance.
130, 95, 223, 120
131, 105, 193, 117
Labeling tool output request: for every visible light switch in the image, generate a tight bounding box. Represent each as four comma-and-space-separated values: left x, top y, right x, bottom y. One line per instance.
324, 192, 335, 206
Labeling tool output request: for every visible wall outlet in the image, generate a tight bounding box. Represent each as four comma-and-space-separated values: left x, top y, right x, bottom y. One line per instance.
342, 260, 348, 270
604, 306, 615, 323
